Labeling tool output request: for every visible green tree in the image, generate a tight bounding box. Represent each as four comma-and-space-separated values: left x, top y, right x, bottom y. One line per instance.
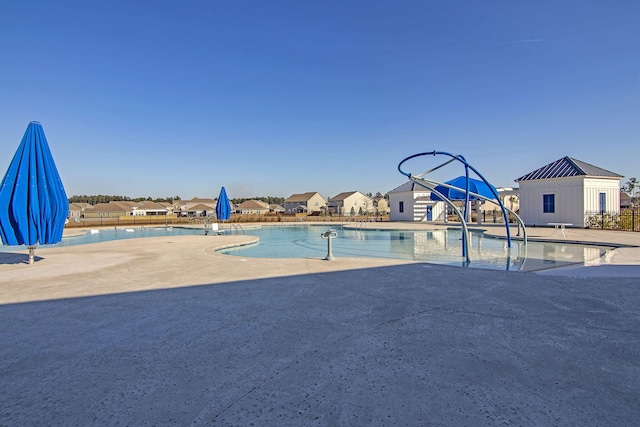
623, 177, 637, 197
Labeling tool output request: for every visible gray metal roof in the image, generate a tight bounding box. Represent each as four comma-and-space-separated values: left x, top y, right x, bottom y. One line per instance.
515, 156, 623, 182
388, 180, 431, 193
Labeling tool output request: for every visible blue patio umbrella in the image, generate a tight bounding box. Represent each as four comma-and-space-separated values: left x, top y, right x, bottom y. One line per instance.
0, 122, 68, 263
215, 186, 231, 222
430, 176, 497, 201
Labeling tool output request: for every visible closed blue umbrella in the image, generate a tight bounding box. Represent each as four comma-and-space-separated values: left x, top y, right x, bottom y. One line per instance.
215, 186, 231, 222
0, 122, 68, 263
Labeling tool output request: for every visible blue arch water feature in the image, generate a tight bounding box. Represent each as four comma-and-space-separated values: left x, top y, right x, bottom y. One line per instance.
398, 151, 527, 264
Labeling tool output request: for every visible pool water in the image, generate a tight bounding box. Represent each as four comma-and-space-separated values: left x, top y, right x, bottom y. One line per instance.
0, 226, 205, 249
1, 225, 613, 272
218, 225, 613, 272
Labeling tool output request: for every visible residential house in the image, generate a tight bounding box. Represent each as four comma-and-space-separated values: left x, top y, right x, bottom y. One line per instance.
388, 181, 445, 222
373, 196, 389, 215
157, 202, 176, 215
84, 201, 135, 218
176, 197, 217, 217
620, 192, 634, 209
283, 192, 326, 214
479, 187, 519, 216
515, 156, 623, 227
136, 200, 168, 216
186, 203, 215, 217
68, 202, 93, 219
327, 191, 373, 216
496, 188, 519, 212
235, 200, 270, 215
269, 204, 285, 214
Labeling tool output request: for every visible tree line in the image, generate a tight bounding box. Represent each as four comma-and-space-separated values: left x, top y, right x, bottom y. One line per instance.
69, 192, 389, 206
68, 195, 181, 204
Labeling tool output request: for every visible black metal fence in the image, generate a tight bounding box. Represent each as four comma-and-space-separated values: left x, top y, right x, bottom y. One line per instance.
585, 210, 640, 232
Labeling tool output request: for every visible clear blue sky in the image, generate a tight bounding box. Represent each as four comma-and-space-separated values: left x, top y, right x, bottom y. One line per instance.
1, 1, 638, 200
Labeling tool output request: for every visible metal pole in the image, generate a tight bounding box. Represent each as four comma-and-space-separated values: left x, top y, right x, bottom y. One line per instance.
28, 246, 35, 265
325, 237, 334, 260
321, 229, 338, 260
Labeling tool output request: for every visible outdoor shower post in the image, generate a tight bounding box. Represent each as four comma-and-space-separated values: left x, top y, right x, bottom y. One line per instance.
321, 229, 338, 260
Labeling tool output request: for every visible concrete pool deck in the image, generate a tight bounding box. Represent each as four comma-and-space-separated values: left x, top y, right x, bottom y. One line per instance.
1, 223, 639, 425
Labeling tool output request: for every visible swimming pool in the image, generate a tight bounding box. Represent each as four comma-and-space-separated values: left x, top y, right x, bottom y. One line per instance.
216, 225, 612, 272
0, 226, 206, 249
0, 225, 614, 272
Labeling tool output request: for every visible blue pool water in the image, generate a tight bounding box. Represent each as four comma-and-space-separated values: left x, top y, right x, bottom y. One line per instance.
0, 226, 205, 249
217, 225, 612, 272
1, 225, 613, 272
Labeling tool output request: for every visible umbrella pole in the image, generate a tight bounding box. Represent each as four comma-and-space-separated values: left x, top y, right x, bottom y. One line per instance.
28, 246, 35, 265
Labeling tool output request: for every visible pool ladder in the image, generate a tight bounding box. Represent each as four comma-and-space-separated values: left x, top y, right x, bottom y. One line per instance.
229, 224, 245, 234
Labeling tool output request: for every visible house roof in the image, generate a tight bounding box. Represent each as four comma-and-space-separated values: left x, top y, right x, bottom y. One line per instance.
137, 201, 166, 210
388, 181, 431, 193
118, 201, 138, 208
516, 156, 623, 182
90, 201, 132, 212
236, 200, 269, 209
187, 203, 213, 211
69, 202, 92, 211
329, 191, 360, 201
188, 197, 216, 203
284, 192, 322, 202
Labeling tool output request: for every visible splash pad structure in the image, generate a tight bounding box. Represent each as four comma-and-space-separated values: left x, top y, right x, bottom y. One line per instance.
398, 151, 527, 265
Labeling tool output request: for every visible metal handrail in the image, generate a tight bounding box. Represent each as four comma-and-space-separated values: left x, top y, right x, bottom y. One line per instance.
229, 224, 244, 234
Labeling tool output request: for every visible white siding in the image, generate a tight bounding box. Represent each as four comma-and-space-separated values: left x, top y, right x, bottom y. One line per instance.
307, 194, 327, 212
389, 190, 445, 222
342, 193, 374, 216
583, 178, 620, 213
432, 201, 446, 221
519, 176, 621, 227
389, 191, 419, 221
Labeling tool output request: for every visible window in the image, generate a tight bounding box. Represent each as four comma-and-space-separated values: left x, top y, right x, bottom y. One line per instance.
543, 194, 555, 213
599, 192, 606, 213
399, 201, 404, 213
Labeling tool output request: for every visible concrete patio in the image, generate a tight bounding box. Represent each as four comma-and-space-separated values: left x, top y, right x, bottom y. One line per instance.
1, 223, 639, 426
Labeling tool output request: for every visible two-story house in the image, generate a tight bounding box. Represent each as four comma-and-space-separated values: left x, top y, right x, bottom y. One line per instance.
327, 191, 373, 216
283, 192, 327, 214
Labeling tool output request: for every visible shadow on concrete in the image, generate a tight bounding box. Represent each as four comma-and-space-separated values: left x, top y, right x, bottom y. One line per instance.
0, 251, 42, 265
1, 263, 639, 426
